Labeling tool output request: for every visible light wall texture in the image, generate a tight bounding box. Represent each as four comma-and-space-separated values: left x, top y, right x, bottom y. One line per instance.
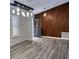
10, 6, 34, 46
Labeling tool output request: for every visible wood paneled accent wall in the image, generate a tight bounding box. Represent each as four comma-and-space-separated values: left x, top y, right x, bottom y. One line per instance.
35, 3, 69, 37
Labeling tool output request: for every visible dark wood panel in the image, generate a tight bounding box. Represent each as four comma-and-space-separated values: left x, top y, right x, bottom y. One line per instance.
35, 3, 69, 37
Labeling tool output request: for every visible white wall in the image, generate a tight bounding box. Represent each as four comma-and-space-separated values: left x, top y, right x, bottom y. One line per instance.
61, 32, 69, 38
10, 6, 34, 46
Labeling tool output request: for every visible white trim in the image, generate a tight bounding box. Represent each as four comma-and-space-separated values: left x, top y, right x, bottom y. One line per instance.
42, 36, 69, 40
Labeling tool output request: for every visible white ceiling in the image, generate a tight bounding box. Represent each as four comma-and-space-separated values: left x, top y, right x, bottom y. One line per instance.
10, 0, 69, 14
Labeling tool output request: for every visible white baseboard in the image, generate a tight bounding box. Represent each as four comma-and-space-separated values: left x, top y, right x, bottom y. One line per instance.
42, 36, 69, 40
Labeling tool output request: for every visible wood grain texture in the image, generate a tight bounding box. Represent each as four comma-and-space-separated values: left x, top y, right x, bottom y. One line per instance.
35, 3, 69, 37
10, 38, 69, 59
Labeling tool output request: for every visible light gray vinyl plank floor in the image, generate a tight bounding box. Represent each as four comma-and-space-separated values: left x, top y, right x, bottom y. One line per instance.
10, 38, 69, 59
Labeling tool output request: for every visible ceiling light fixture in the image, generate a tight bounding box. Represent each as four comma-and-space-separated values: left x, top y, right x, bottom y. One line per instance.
22, 11, 25, 17
30, 12, 33, 16
16, 7, 20, 12
12, 9, 15, 14
26, 12, 29, 17
17, 12, 20, 15
10, 1, 34, 11
43, 13, 47, 16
